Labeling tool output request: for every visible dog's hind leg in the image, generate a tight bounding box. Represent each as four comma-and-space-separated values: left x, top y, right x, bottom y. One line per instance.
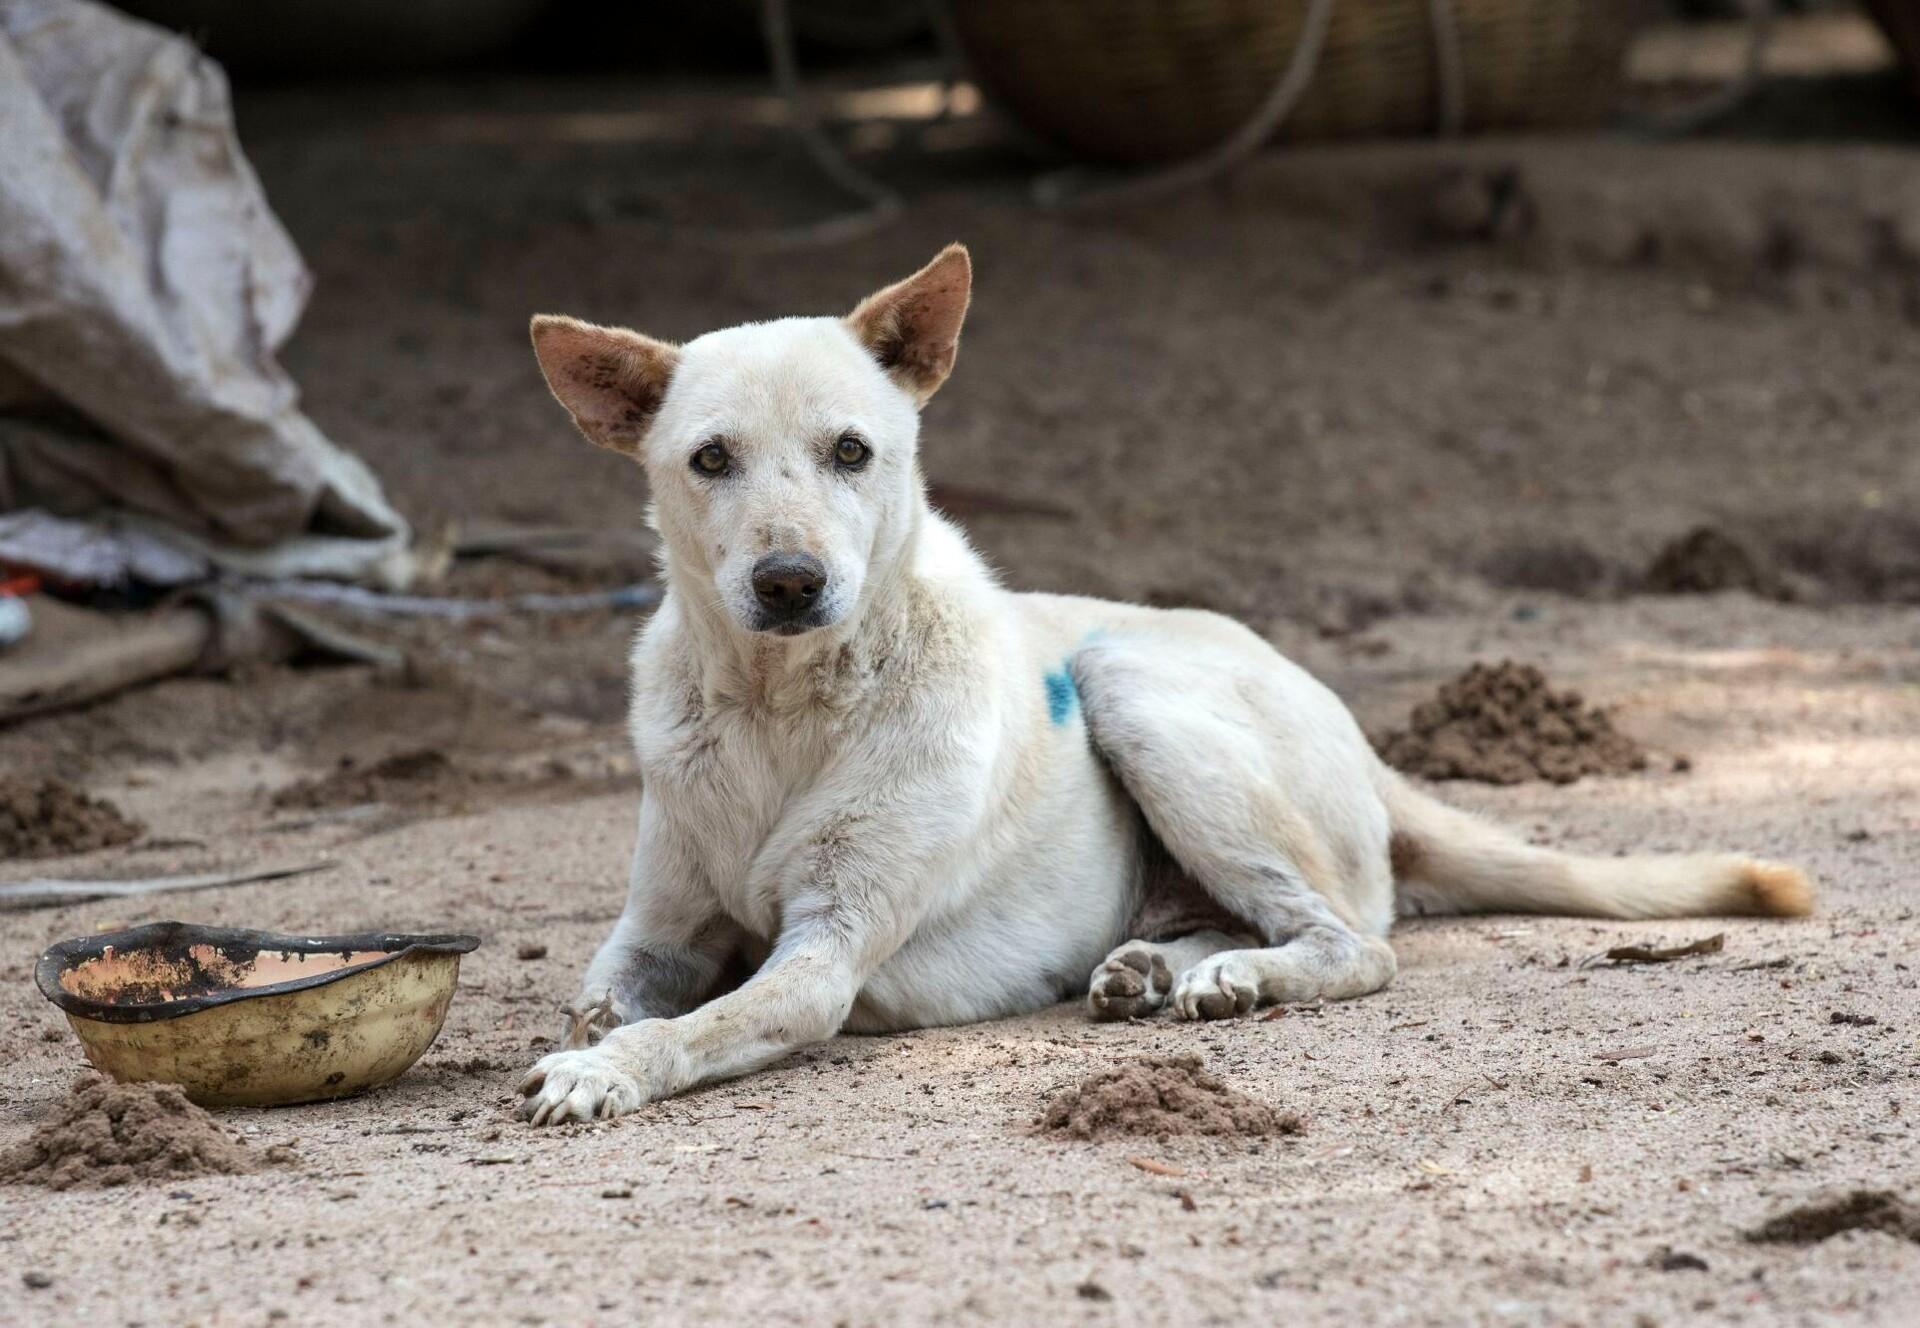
1072, 626, 1398, 1018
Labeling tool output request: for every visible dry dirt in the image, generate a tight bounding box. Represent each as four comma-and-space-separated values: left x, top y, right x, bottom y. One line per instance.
1037, 1055, 1304, 1141
0, 1075, 290, 1192
0, 777, 143, 861
1375, 660, 1654, 785
2, 60, 1919, 1328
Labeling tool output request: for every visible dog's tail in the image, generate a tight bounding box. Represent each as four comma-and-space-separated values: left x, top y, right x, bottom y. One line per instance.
1376, 765, 1813, 920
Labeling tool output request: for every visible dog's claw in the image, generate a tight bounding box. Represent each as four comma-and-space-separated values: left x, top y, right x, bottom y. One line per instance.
558, 992, 619, 1050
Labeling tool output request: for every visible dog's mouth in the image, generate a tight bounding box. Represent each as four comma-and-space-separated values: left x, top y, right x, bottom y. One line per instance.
747, 608, 834, 637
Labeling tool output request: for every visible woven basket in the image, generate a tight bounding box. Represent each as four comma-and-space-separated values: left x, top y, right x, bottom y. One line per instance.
1862, 0, 1920, 97
951, 0, 1651, 164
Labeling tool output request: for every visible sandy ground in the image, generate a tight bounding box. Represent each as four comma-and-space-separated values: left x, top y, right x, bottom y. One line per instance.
4, 57, 1920, 1326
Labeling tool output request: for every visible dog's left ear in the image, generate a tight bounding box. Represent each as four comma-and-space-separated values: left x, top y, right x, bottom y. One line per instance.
529, 314, 681, 456
846, 243, 971, 407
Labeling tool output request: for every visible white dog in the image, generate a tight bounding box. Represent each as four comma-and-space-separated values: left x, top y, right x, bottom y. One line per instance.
517, 244, 1812, 1124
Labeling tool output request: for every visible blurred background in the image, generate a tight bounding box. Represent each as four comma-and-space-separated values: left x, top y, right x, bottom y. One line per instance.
2, 0, 1917, 810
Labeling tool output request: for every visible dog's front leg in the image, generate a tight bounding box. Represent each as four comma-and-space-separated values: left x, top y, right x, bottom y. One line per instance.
520, 911, 900, 1125
519, 750, 978, 1124
560, 795, 742, 1047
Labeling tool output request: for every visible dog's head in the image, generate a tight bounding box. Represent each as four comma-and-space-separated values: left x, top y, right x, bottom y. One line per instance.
530, 245, 970, 637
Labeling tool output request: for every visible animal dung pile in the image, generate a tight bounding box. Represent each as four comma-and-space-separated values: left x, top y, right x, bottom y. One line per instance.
0, 1075, 293, 1190
0, 776, 142, 859
1037, 1055, 1301, 1141
1375, 661, 1649, 785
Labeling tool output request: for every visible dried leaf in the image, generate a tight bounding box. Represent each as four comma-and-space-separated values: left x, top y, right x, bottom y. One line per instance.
1590, 934, 1725, 967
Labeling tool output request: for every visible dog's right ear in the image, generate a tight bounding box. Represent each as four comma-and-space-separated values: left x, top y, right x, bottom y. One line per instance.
529, 315, 680, 455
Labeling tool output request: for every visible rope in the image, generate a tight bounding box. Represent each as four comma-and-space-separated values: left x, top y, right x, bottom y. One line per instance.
1427, 0, 1467, 137
1033, 0, 1340, 209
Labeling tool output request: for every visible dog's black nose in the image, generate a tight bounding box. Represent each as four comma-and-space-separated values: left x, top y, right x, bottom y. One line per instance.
751, 553, 827, 619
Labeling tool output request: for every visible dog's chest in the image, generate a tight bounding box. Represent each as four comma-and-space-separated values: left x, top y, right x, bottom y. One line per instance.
637, 692, 841, 936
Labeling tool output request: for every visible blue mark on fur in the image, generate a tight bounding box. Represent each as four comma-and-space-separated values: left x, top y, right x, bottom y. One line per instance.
1044, 664, 1078, 726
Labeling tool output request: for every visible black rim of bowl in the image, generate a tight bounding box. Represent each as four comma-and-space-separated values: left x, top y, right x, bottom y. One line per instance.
34, 920, 481, 1024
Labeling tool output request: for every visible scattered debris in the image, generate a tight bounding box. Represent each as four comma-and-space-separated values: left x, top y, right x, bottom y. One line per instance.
1036, 1055, 1303, 1141
22, 1271, 53, 1290
1593, 1046, 1656, 1063
516, 943, 548, 961
0, 860, 332, 913
0, 1076, 295, 1190
1587, 933, 1726, 967
0, 776, 141, 860
1374, 662, 1650, 785
1075, 1280, 1113, 1302
1747, 1190, 1920, 1246
1644, 526, 1784, 598
1125, 1156, 1186, 1177
1830, 1011, 1878, 1027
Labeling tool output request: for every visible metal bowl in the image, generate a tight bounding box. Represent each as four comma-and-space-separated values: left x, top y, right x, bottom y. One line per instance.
35, 922, 479, 1108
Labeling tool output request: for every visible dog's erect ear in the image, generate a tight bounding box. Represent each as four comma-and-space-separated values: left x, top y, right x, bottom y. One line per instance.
529, 315, 680, 455
845, 243, 971, 406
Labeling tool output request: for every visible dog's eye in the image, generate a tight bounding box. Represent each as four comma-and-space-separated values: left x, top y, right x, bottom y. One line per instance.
691, 442, 731, 476
833, 433, 870, 470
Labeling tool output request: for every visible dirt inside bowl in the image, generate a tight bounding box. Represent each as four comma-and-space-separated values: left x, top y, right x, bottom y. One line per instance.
58, 943, 392, 1008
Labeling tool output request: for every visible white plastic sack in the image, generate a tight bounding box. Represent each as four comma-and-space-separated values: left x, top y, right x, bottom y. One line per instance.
0, 0, 411, 583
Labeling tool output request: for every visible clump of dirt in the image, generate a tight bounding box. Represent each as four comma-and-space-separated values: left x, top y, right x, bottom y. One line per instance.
0, 1076, 294, 1190
1644, 526, 1784, 598
1375, 661, 1650, 785
1036, 1055, 1302, 1142
0, 777, 142, 859
1747, 1190, 1920, 1247
270, 748, 464, 811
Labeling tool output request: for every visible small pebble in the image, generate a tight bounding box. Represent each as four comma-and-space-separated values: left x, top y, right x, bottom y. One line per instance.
23, 1271, 52, 1289
516, 943, 548, 961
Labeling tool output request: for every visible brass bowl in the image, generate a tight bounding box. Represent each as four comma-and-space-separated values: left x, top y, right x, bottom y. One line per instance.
35, 921, 480, 1108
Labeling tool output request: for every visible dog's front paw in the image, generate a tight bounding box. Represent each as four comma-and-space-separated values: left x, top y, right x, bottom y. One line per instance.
518, 1048, 644, 1125
518, 1019, 686, 1124
1171, 953, 1259, 1021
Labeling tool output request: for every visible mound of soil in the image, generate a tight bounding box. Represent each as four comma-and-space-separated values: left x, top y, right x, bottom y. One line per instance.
1037, 1055, 1302, 1142
1747, 1190, 1920, 1247
0, 777, 142, 859
1375, 661, 1650, 786
1644, 526, 1783, 598
271, 748, 463, 811
0, 1076, 293, 1190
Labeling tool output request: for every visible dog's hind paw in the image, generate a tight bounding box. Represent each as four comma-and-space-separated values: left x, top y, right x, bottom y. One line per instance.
1087, 943, 1173, 1021
1171, 953, 1259, 1021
